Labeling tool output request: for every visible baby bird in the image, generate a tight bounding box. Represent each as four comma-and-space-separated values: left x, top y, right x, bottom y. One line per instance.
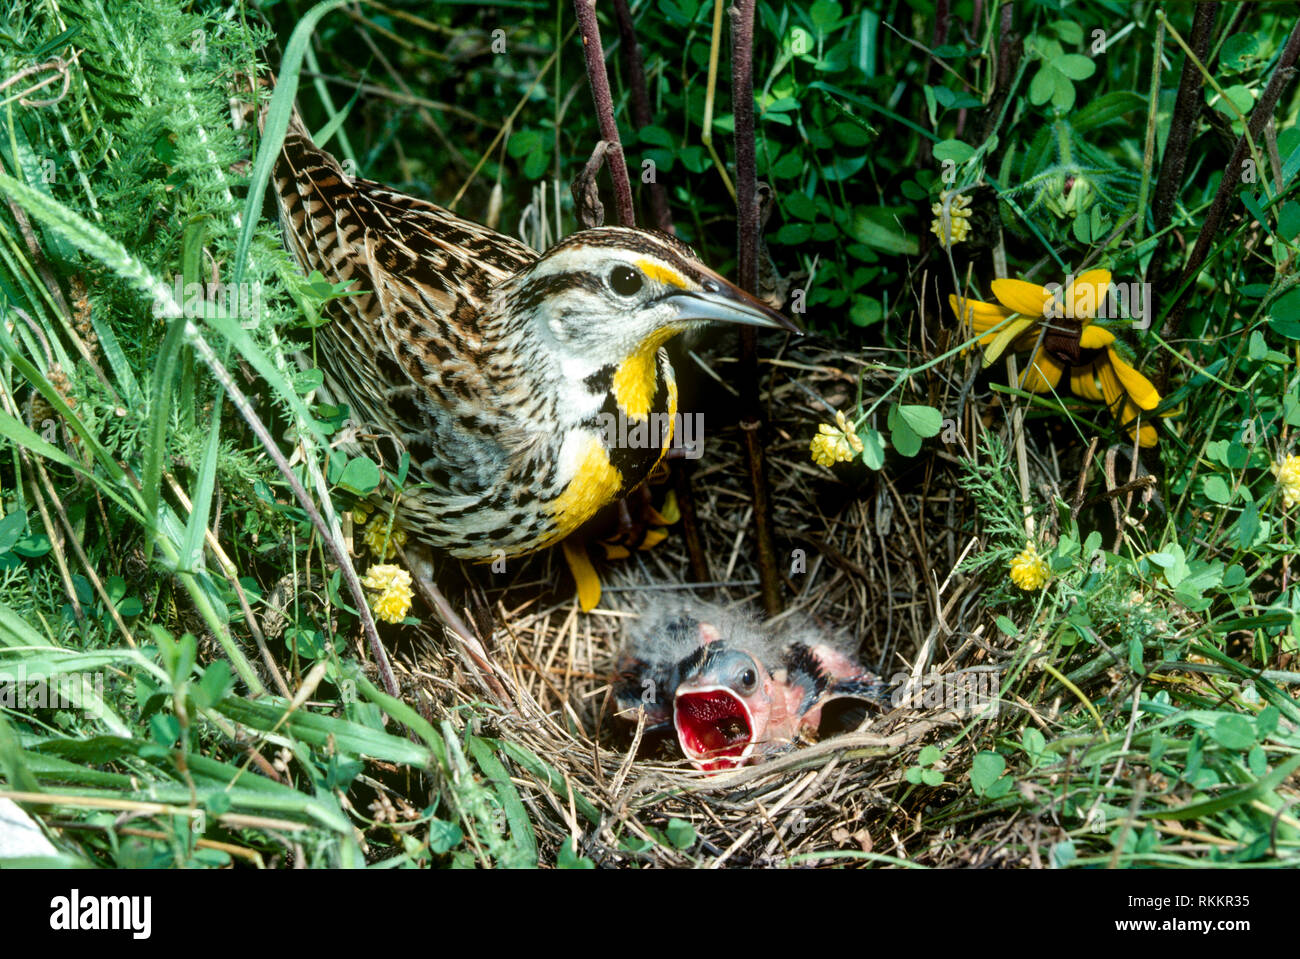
613, 601, 891, 771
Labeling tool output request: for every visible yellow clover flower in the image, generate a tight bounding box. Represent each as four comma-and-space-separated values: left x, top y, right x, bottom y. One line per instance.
363, 519, 407, 560
361, 563, 414, 624
930, 190, 973, 248
1272, 454, 1300, 509
810, 410, 864, 467
948, 269, 1162, 447
1009, 543, 1050, 591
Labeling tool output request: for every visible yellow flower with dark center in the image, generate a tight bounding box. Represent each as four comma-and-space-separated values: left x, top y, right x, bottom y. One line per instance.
948, 269, 1162, 447
1009, 543, 1050, 591
810, 410, 864, 467
931, 191, 973, 248
361, 563, 414, 624
1272, 454, 1300, 509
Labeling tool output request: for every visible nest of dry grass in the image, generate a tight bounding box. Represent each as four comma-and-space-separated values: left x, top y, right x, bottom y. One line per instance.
379, 331, 1026, 866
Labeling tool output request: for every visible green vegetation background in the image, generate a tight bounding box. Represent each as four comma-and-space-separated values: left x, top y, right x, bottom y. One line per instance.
0, 0, 1297, 867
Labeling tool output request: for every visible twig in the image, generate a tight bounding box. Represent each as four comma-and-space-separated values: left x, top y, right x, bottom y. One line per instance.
919, 0, 950, 163
1161, 17, 1300, 342
180, 323, 401, 700
610, 0, 674, 234
671, 459, 710, 582
572, 0, 635, 227
165, 472, 293, 699
0, 56, 72, 108
571, 139, 609, 229
977, 4, 1020, 149
1150, 3, 1216, 240
730, 0, 783, 616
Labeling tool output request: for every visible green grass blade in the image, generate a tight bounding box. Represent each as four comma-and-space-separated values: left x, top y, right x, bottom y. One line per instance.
467, 736, 538, 867
180, 400, 222, 573
232, 0, 353, 288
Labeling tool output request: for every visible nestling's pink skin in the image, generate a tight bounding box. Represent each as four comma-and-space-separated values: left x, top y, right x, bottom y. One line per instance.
614, 603, 890, 772
673, 642, 870, 771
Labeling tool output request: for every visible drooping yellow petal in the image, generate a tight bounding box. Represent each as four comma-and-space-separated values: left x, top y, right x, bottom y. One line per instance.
1107, 348, 1161, 410
982, 316, 1037, 366
1070, 361, 1106, 402
1079, 325, 1115, 348
992, 278, 1053, 317
1121, 399, 1159, 447
1096, 361, 1124, 408
1064, 269, 1112, 320
1020, 352, 1064, 393
949, 294, 1012, 333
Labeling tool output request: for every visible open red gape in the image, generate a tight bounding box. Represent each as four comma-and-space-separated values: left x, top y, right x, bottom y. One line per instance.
674, 689, 753, 771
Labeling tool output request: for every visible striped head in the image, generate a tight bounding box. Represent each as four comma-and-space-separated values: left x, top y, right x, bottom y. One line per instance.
491, 227, 798, 408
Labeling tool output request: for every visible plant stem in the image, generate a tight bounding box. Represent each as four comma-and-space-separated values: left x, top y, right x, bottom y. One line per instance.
1151, 3, 1216, 240
702, 0, 736, 201
611, 0, 674, 234
1134, 17, 1165, 244
730, 0, 783, 615
1162, 17, 1300, 342
573, 0, 635, 227
182, 322, 401, 700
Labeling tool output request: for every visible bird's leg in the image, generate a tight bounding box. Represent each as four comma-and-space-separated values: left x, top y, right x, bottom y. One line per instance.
613, 484, 654, 550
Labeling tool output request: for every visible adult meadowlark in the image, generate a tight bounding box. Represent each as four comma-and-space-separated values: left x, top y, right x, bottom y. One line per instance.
255, 85, 796, 586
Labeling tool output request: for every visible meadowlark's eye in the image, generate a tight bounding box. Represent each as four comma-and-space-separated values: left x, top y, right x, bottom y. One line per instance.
609, 265, 643, 297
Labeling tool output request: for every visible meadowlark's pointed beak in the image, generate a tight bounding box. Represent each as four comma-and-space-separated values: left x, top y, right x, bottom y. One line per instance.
663, 273, 802, 333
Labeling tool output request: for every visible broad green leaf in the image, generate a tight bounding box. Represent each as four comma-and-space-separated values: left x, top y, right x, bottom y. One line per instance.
1210, 714, 1255, 751
1202, 476, 1231, 504
809, 0, 842, 29
1051, 70, 1076, 110
860, 428, 885, 470
849, 207, 918, 255
1054, 54, 1096, 81
887, 404, 922, 457
337, 456, 381, 495
970, 751, 1006, 795
896, 404, 943, 437
1028, 67, 1055, 105
665, 818, 696, 850
849, 296, 882, 326
932, 139, 975, 164
0, 512, 25, 555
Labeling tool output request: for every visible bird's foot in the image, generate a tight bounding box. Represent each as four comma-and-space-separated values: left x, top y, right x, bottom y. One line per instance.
560, 486, 681, 612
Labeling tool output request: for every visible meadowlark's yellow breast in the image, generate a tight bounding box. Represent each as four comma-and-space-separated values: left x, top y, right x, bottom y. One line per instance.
546, 433, 624, 541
